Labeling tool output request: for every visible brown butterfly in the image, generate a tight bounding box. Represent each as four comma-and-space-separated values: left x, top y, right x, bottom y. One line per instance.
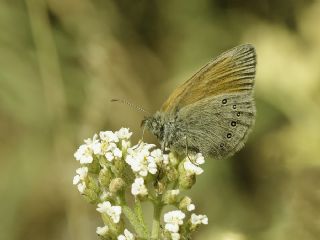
142, 44, 256, 159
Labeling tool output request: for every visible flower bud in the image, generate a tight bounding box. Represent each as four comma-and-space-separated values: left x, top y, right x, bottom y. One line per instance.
167, 167, 178, 182
111, 159, 125, 175
109, 178, 126, 193
155, 181, 166, 195
101, 213, 124, 236
189, 213, 208, 232
96, 225, 109, 237
163, 189, 180, 204
88, 175, 100, 193
99, 168, 112, 187
83, 189, 99, 203
179, 196, 195, 212
178, 162, 196, 189
89, 156, 101, 174
121, 139, 131, 151
168, 152, 180, 167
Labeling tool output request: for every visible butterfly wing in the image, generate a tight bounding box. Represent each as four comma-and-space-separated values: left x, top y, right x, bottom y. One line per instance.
161, 44, 256, 159
175, 92, 255, 159
161, 44, 256, 113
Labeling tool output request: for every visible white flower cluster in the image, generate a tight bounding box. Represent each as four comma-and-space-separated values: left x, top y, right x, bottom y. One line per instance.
73, 128, 132, 194
74, 128, 132, 165
163, 197, 208, 239
73, 128, 134, 239
187, 203, 195, 212
126, 143, 157, 176
126, 142, 168, 197
73, 128, 208, 240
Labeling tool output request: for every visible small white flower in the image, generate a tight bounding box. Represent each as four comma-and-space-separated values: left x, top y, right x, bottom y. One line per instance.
126, 143, 158, 177
113, 147, 122, 158
77, 182, 86, 193
100, 131, 119, 143
91, 141, 102, 155
116, 128, 132, 140
100, 190, 111, 201
96, 201, 111, 213
170, 189, 180, 196
131, 177, 148, 196
194, 153, 205, 165
74, 144, 93, 164
102, 142, 122, 162
165, 222, 179, 233
97, 201, 122, 223
190, 213, 208, 225
146, 156, 157, 174
74, 134, 101, 163
179, 196, 194, 211
184, 160, 204, 175
76, 167, 88, 179
187, 203, 195, 212
105, 151, 114, 161
89, 134, 102, 154
73, 167, 88, 185
73, 175, 81, 185
109, 205, 122, 223
164, 210, 185, 233
171, 232, 180, 240
117, 229, 135, 240
163, 154, 169, 165
121, 139, 131, 149
84, 134, 102, 155
150, 149, 168, 165
96, 225, 109, 236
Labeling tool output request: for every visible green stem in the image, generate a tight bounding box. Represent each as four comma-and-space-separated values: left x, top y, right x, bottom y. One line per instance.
134, 199, 149, 237
117, 194, 149, 239
122, 206, 146, 237
151, 201, 163, 240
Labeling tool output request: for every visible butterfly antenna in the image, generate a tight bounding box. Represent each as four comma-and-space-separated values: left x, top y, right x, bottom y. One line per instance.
111, 99, 150, 115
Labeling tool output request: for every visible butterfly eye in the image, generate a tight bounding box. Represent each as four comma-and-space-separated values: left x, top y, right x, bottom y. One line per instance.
222, 99, 227, 104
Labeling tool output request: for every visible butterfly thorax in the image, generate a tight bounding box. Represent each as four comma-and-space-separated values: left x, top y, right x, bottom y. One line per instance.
142, 111, 183, 151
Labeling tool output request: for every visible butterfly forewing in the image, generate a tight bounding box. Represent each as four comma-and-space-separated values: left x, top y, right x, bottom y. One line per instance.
161, 44, 256, 113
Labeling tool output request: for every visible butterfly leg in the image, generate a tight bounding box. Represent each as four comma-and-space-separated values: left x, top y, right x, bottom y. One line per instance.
136, 124, 147, 148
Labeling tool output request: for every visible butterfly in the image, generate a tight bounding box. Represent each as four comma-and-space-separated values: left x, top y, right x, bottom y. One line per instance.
142, 44, 256, 159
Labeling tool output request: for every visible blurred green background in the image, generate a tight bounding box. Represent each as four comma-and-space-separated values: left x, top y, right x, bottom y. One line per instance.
1, 0, 320, 239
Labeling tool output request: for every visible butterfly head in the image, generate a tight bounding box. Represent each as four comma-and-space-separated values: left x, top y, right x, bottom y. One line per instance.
141, 112, 165, 142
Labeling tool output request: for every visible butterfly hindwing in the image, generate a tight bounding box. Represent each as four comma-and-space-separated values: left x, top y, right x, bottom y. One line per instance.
173, 92, 255, 159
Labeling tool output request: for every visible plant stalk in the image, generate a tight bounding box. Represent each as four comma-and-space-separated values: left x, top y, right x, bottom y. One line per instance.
151, 201, 163, 239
